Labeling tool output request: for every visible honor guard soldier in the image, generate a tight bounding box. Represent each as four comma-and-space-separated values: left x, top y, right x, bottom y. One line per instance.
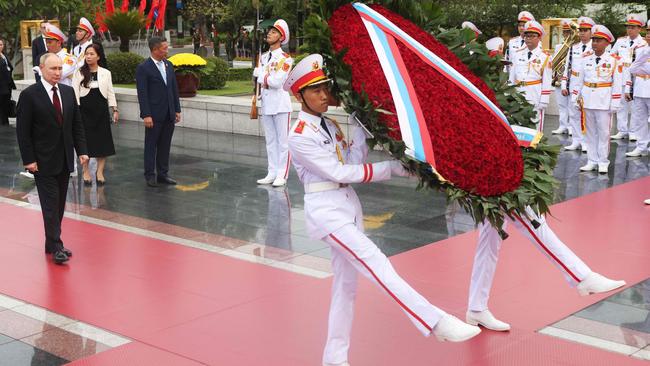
562, 16, 595, 151
73, 17, 95, 68
253, 19, 293, 187
505, 11, 535, 70
625, 21, 650, 158
551, 19, 575, 135
461, 21, 482, 40
486, 37, 504, 58
509, 20, 552, 131
572, 25, 623, 174
610, 14, 648, 141
285, 54, 481, 366
37, 24, 77, 87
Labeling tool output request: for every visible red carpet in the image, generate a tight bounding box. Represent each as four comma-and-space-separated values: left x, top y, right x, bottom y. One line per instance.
1, 177, 649, 365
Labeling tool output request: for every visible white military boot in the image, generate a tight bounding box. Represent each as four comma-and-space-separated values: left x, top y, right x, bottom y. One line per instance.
432, 314, 481, 342
579, 163, 597, 172
466, 310, 511, 331
256, 175, 276, 185
577, 272, 626, 296
272, 177, 287, 187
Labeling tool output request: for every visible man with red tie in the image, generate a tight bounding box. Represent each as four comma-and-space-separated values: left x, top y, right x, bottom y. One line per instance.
16, 53, 88, 264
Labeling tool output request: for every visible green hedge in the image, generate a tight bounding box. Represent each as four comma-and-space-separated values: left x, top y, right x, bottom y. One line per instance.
106, 52, 144, 84
228, 68, 253, 81
200, 57, 229, 90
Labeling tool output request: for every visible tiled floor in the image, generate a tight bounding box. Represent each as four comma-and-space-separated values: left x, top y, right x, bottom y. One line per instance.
0, 113, 649, 363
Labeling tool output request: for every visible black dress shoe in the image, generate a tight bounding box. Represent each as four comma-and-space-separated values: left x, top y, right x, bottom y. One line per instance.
83, 179, 92, 186
45, 247, 72, 257
146, 178, 158, 187
157, 176, 177, 185
52, 251, 69, 265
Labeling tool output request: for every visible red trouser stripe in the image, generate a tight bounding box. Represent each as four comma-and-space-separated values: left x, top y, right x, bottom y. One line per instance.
513, 215, 581, 282
329, 234, 433, 332
367, 163, 373, 182
283, 113, 292, 179
362, 164, 368, 182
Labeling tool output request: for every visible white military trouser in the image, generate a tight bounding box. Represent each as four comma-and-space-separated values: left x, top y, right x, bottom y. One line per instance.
585, 109, 613, 166
616, 98, 631, 135
322, 223, 445, 364
260, 113, 291, 179
468, 207, 592, 312
631, 97, 650, 152
555, 88, 571, 132
568, 100, 586, 148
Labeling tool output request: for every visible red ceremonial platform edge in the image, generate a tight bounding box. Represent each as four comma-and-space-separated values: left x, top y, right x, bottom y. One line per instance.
0, 177, 648, 365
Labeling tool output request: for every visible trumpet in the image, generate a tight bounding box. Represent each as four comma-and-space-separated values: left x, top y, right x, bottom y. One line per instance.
552, 22, 580, 87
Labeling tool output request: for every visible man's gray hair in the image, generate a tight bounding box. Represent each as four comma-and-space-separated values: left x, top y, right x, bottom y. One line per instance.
40, 52, 59, 66
148, 36, 167, 51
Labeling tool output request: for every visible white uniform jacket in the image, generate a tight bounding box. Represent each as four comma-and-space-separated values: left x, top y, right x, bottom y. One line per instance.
72, 66, 117, 107
612, 36, 648, 93
288, 111, 395, 239
571, 51, 623, 111
505, 36, 525, 66
561, 41, 592, 91
509, 44, 552, 109
628, 46, 650, 98
72, 40, 92, 69
253, 48, 293, 115
33, 49, 76, 86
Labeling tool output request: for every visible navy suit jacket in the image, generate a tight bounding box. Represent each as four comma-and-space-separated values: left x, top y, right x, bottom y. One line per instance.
16, 83, 87, 176
31, 36, 47, 69
135, 58, 181, 123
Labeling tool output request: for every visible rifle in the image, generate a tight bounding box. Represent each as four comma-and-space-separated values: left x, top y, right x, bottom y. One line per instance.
250, 0, 262, 120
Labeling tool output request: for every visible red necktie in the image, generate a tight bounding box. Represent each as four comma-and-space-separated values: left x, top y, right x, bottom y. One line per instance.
52, 86, 63, 126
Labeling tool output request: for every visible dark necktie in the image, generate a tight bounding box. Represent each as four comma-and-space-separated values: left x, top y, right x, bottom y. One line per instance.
320, 118, 332, 139
582, 44, 586, 52
267, 52, 272, 63
527, 51, 532, 60
630, 40, 634, 47
595, 57, 601, 65
52, 86, 63, 126
521, 39, 524, 46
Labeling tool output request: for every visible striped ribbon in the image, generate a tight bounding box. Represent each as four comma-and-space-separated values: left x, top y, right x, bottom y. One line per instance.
353, 3, 541, 152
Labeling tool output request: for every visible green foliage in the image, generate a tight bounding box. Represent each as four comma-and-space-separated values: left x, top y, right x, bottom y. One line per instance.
200, 56, 229, 89
104, 10, 145, 52
302, 3, 562, 234
228, 67, 253, 81
106, 52, 144, 84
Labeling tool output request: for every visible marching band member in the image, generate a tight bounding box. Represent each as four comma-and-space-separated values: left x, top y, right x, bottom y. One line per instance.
253, 20, 293, 187
505, 11, 535, 70
562, 16, 595, 151
509, 20, 552, 132
625, 21, 650, 158
610, 14, 648, 141
551, 19, 574, 135
572, 25, 623, 175
285, 54, 481, 366
73, 17, 95, 68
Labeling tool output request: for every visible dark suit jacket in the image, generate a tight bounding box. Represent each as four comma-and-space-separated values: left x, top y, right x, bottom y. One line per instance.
16, 82, 87, 176
32, 36, 47, 68
0, 55, 15, 95
135, 58, 181, 123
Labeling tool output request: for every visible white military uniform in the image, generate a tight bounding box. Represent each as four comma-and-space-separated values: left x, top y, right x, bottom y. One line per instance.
55, 49, 77, 87
289, 111, 445, 364
561, 40, 593, 149
504, 11, 535, 72
610, 35, 648, 137
254, 47, 293, 181
509, 44, 552, 131
572, 48, 623, 170
72, 39, 92, 68
469, 207, 592, 312
627, 46, 650, 153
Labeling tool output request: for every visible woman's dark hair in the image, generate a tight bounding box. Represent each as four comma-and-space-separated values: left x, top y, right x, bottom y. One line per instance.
79, 43, 105, 88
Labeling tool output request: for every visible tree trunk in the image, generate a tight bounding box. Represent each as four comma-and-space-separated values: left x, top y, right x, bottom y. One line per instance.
120, 37, 130, 52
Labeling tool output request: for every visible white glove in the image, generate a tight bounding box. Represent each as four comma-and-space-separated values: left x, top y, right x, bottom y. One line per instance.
536, 103, 548, 111
253, 67, 261, 78
389, 160, 410, 177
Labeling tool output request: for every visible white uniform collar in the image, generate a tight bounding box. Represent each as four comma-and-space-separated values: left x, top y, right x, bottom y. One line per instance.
298, 110, 322, 127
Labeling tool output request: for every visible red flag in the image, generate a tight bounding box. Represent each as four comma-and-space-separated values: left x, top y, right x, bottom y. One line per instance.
95, 7, 108, 33
138, 0, 146, 15
146, 0, 159, 30
155, 0, 167, 30
120, 0, 129, 12
105, 0, 115, 15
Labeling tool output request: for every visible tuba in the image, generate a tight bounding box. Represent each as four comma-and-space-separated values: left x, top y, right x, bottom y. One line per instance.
552, 22, 580, 87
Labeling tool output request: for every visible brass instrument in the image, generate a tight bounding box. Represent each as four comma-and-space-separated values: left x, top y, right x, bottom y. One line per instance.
552, 22, 580, 87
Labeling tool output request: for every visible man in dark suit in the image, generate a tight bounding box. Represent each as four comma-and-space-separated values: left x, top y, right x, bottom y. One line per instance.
31, 21, 48, 81
0, 38, 16, 125
136, 36, 181, 187
16, 53, 88, 264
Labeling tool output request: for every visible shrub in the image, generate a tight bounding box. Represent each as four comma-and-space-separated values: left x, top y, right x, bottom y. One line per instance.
106, 52, 144, 84
228, 67, 253, 81
200, 57, 229, 90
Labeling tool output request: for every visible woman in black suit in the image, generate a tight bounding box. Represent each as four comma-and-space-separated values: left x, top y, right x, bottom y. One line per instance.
0, 38, 16, 125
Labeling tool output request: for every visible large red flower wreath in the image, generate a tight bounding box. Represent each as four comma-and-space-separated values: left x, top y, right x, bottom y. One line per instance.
329, 4, 523, 196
